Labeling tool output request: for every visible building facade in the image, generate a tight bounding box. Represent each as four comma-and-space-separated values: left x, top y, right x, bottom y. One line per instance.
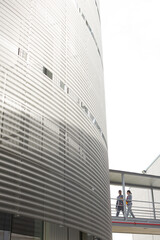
0, 0, 112, 240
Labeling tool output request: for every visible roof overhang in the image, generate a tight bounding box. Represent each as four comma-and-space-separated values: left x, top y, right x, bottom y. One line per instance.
109, 169, 160, 189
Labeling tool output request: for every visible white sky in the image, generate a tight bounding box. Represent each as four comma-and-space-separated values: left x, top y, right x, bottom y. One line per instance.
101, 0, 160, 173
100, 0, 160, 239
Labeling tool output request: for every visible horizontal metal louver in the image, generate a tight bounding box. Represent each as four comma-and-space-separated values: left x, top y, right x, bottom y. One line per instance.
0, 0, 112, 239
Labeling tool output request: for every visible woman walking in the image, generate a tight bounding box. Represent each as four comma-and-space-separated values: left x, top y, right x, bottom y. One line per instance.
126, 190, 135, 218
116, 190, 124, 217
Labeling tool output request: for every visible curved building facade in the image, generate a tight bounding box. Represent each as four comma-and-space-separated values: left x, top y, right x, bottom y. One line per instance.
0, 0, 112, 240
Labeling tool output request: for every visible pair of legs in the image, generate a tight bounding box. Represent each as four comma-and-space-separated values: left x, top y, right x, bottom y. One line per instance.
127, 205, 135, 218
116, 206, 124, 217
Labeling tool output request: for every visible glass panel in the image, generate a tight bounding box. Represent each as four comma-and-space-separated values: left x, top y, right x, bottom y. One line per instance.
43, 67, 53, 80
81, 232, 96, 240
82, 233, 88, 240
0, 212, 11, 231
44, 222, 67, 240
87, 235, 93, 240
11, 215, 43, 240
11, 233, 41, 240
0, 230, 10, 240
69, 228, 79, 240
0, 212, 11, 240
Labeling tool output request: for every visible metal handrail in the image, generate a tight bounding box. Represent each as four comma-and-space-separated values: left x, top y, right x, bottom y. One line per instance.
111, 197, 160, 220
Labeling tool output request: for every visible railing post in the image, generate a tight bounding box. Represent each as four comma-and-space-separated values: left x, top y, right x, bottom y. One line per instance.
122, 173, 127, 220
151, 188, 156, 219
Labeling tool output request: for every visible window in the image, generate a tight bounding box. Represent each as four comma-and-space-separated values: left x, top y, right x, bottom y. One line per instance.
44, 222, 67, 240
11, 215, 43, 240
89, 112, 94, 122
81, 102, 88, 114
94, 0, 101, 22
81, 13, 85, 20
94, 120, 101, 132
0, 212, 11, 240
43, 67, 53, 80
18, 48, 27, 61
60, 80, 65, 90
60, 80, 69, 93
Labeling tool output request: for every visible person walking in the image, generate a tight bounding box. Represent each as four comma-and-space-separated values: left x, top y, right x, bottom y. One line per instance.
126, 190, 135, 218
116, 190, 124, 217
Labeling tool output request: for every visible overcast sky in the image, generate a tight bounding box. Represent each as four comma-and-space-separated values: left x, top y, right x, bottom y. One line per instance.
101, 0, 160, 173
100, 1, 160, 239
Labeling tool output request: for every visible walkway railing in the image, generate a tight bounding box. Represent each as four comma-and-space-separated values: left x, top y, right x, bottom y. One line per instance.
110, 170, 160, 234
111, 198, 160, 220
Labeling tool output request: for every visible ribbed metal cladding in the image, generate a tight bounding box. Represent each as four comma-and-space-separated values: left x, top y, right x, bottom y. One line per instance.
0, 0, 112, 239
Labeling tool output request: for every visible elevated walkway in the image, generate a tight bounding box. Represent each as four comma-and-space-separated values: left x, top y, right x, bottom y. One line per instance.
112, 217, 160, 234
110, 169, 160, 234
